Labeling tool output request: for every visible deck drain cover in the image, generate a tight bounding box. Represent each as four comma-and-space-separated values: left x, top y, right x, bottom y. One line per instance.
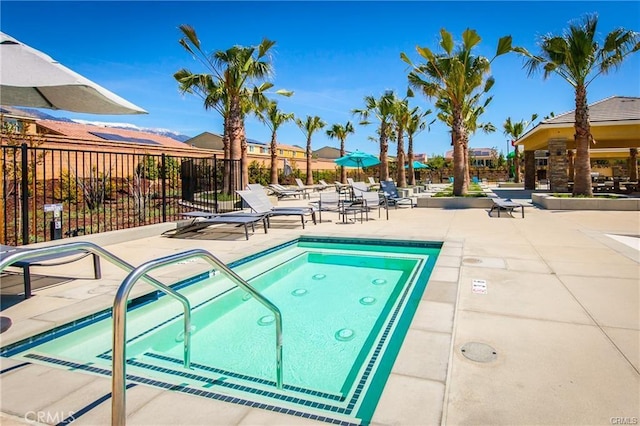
463, 258, 482, 264
460, 342, 497, 362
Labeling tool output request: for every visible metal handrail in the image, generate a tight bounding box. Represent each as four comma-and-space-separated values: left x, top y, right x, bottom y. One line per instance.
111, 248, 283, 426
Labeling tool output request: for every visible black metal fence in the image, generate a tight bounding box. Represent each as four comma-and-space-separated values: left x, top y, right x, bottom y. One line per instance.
1, 143, 242, 246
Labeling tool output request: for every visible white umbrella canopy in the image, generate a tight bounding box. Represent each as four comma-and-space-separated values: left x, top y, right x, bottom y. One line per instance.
0, 32, 147, 115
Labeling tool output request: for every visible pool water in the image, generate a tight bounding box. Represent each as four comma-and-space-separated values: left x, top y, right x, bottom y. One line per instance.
2, 236, 440, 424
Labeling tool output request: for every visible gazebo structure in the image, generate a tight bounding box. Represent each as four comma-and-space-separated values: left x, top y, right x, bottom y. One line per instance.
515, 96, 640, 192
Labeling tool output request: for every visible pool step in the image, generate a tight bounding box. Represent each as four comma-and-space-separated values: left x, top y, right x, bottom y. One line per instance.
128, 350, 366, 421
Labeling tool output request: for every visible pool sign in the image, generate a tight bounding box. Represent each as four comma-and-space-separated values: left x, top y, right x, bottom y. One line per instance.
44, 203, 63, 213
472, 279, 487, 294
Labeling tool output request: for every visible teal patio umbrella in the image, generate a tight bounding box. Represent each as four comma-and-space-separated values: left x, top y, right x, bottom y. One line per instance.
334, 150, 380, 180
404, 161, 430, 169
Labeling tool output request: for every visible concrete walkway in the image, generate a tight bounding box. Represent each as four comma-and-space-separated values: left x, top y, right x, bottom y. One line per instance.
1, 189, 638, 425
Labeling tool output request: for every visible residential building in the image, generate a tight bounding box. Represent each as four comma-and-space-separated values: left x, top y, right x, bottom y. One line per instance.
186, 132, 305, 163
445, 147, 498, 167
314, 146, 343, 160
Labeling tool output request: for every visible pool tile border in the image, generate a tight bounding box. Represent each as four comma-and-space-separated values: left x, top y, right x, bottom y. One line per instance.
3, 236, 442, 425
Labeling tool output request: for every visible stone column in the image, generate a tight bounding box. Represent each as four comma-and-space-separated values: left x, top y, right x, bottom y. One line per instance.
524, 150, 536, 190
629, 148, 638, 182
548, 138, 568, 192
567, 150, 575, 183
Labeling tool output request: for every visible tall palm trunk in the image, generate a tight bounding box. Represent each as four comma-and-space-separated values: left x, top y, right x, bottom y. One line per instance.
305, 137, 313, 185
396, 124, 406, 187
379, 122, 390, 181
270, 132, 278, 184
514, 150, 521, 183
573, 85, 592, 196
339, 139, 347, 183
452, 110, 467, 196
228, 99, 243, 192
407, 134, 415, 186
463, 137, 470, 188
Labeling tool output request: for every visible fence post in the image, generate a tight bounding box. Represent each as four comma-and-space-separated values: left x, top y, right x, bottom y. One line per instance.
21, 143, 29, 245
213, 155, 218, 213
161, 154, 167, 223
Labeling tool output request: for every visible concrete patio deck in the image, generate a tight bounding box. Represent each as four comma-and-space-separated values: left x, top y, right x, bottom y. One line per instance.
1, 188, 638, 425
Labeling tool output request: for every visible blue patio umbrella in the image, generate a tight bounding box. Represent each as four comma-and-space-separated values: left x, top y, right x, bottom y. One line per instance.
404, 161, 430, 169
334, 150, 380, 180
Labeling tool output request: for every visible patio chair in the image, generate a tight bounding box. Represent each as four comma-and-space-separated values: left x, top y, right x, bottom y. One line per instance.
0, 244, 101, 299
489, 198, 525, 218
351, 181, 369, 199
309, 191, 342, 223
360, 191, 388, 220
379, 180, 414, 208
317, 179, 332, 191
268, 183, 307, 199
294, 178, 315, 197
237, 190, 316, 228
334, 181, 351, 197
367, 176, 380, 190
163, 211, 269, 240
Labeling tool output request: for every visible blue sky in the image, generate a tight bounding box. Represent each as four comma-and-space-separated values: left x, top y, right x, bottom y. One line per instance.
2, 1, 639, 157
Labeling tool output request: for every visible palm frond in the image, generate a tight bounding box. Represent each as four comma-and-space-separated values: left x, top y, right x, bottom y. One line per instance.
179, 24, 200, 50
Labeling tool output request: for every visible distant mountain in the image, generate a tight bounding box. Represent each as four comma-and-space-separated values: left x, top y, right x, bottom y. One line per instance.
71, 120, 192, 143
1, 106, 192, 143
0, 106, 75, 122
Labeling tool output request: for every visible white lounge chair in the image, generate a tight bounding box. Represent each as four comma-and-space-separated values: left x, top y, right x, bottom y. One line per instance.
489, 198, 525, 218
163, 211, 269, 240
237, 190, 316, 228
268, 183, 307, 199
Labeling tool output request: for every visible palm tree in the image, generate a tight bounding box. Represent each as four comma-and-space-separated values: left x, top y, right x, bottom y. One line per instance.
514, 14, 639, 196
326, 121, 355, 184
402, 28, 512, 196
353, 91, 396, 181
435, 94, 495, 188
406, 107, 434, 186
391, 95, 410, 187
503, 114, 538, 183
174, 25, 291, 190
256, 100, 294, 184
296, 115, 326, 185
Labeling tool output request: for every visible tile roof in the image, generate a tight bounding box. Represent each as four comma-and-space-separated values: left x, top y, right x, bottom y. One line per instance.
544, 96, 640, 124
36, 120, 189, 149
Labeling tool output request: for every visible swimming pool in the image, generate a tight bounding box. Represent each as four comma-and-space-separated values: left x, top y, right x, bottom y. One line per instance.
1, 236, 440, 424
